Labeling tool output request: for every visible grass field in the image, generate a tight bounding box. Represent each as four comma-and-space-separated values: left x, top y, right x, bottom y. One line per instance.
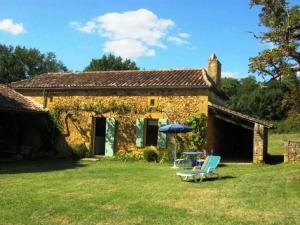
268, 133, 300, 155
0, 159, 299, 225
0, 133, 299, 225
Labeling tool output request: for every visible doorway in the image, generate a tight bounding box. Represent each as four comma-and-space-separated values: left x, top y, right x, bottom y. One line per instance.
145, 119, 158, 146
93, 117, 106, 155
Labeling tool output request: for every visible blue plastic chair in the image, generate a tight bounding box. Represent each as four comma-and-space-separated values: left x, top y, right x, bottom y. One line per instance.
176, 155, 221, 182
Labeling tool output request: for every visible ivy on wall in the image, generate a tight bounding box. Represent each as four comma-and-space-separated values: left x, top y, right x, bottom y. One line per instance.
49, 108, 64, 131
186, 113, 207, 150
51, 98, 163, 116
48, 98, 165, 147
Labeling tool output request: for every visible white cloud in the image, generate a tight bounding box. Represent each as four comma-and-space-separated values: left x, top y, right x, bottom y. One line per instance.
70, 8, 188, 59
97, 9, 174, 48
0, 19, 25, 35
70, 21, 97, 33
104, 39, 155, 58
267, 42, 276, 49
167, 32, 190, 45
178, 33, 190, 38
221, 71, 240, 78
168, 36, 188, 45
261, 41, 277, 49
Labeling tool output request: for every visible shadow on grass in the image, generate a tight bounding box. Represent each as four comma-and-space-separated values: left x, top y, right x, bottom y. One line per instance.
204, 175, 237, 182
265, 153, 284, 165
217, 164, 227, 167
185, 175, 237, 183
0, 159, 86, 174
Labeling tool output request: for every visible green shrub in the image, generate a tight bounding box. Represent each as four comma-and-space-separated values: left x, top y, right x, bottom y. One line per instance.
159, 145, 174, 163
143, 146, 159, 162
115, 151, 144, 161
70, 143, 88, 159
271, 115, 300, 133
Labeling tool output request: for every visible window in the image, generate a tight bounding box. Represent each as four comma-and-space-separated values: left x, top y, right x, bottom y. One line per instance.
150, 99, 155, 107
148, 97, 157, 107
145, 119, 158, 146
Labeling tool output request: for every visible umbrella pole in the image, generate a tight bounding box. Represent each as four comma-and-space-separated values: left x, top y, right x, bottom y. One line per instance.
172, 131, 179, 169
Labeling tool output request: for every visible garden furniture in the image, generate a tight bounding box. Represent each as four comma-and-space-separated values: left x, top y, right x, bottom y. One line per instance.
177, 155, 221, 182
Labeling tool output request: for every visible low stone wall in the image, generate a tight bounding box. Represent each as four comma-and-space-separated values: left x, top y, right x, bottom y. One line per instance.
284, 141, 300, 163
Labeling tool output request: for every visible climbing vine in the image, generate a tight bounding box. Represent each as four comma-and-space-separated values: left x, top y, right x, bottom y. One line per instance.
186, 113, 207, 150
51, 98, 164, 117
49, 107, 64, 131
48, 98, 165, 143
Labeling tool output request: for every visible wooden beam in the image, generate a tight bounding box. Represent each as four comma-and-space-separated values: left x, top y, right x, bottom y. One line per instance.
213, 114, 254, 130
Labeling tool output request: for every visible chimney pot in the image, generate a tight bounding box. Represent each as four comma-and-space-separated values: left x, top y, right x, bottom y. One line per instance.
207, 53, 221, 88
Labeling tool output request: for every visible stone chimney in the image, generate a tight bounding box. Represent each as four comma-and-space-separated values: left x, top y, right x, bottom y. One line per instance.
207, 53, 221, 88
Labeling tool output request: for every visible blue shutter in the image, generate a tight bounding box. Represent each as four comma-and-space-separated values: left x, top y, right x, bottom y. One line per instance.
105, 118, 115, 156
158, 119, 168, 149
136, 118, 144, 147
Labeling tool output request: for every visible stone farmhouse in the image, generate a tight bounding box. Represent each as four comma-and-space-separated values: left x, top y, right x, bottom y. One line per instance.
10, 54, 272, 163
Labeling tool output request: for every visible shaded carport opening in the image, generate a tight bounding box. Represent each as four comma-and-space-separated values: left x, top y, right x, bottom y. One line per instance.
208, 104, 256, 162
210, 116, 254, 162
0, 111, 50, 158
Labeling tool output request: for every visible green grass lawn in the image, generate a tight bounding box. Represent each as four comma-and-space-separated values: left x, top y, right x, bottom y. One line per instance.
0, 160, 299, 225
268, 133, 300, 155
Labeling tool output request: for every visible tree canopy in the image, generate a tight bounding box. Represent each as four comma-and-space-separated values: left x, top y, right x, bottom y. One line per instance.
84, 54, 139, 71
249, 0, 300, 81
0, 44, 67, 84
220, 77, 241, 98
221, 75, 299, 121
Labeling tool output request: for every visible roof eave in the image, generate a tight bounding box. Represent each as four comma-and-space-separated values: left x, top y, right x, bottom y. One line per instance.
0, 108, 48, 114
208, 102, 273, 128
12, 85, 211, 91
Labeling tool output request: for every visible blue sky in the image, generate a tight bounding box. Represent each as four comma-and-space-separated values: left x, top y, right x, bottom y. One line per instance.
0, 0, 291, 79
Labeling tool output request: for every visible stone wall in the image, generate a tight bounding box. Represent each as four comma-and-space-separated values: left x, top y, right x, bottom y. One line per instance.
19, 88, 209, 154
284, 141, 300, 163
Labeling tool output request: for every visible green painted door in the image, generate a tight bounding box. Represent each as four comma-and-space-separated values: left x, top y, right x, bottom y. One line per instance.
105, 118, 116, 156
158, 119, 168, 149
136, 118, 144, 147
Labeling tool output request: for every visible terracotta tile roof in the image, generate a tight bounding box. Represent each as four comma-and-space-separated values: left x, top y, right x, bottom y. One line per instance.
208, 102, 273, 128
10, 69, 214, 89
0, 84, 46, 113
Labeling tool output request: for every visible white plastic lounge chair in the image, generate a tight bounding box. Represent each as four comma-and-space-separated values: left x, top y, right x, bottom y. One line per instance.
177, 155, 221, 182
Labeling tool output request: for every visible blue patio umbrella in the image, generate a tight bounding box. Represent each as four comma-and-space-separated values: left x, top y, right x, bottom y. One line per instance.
159, 124, 192, 169
158, 124, 192, 133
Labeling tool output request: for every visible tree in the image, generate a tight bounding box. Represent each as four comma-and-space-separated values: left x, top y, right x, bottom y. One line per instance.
281, 73, 300, 114
222, 76, 294, 120
84, 54, 139, 71
0, 45, 23, 83
0, 44, 67, 84
221, 77, 241, 97
239, 76, 260, 93
249, 0, 300, 80
251, 86, 288, 120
